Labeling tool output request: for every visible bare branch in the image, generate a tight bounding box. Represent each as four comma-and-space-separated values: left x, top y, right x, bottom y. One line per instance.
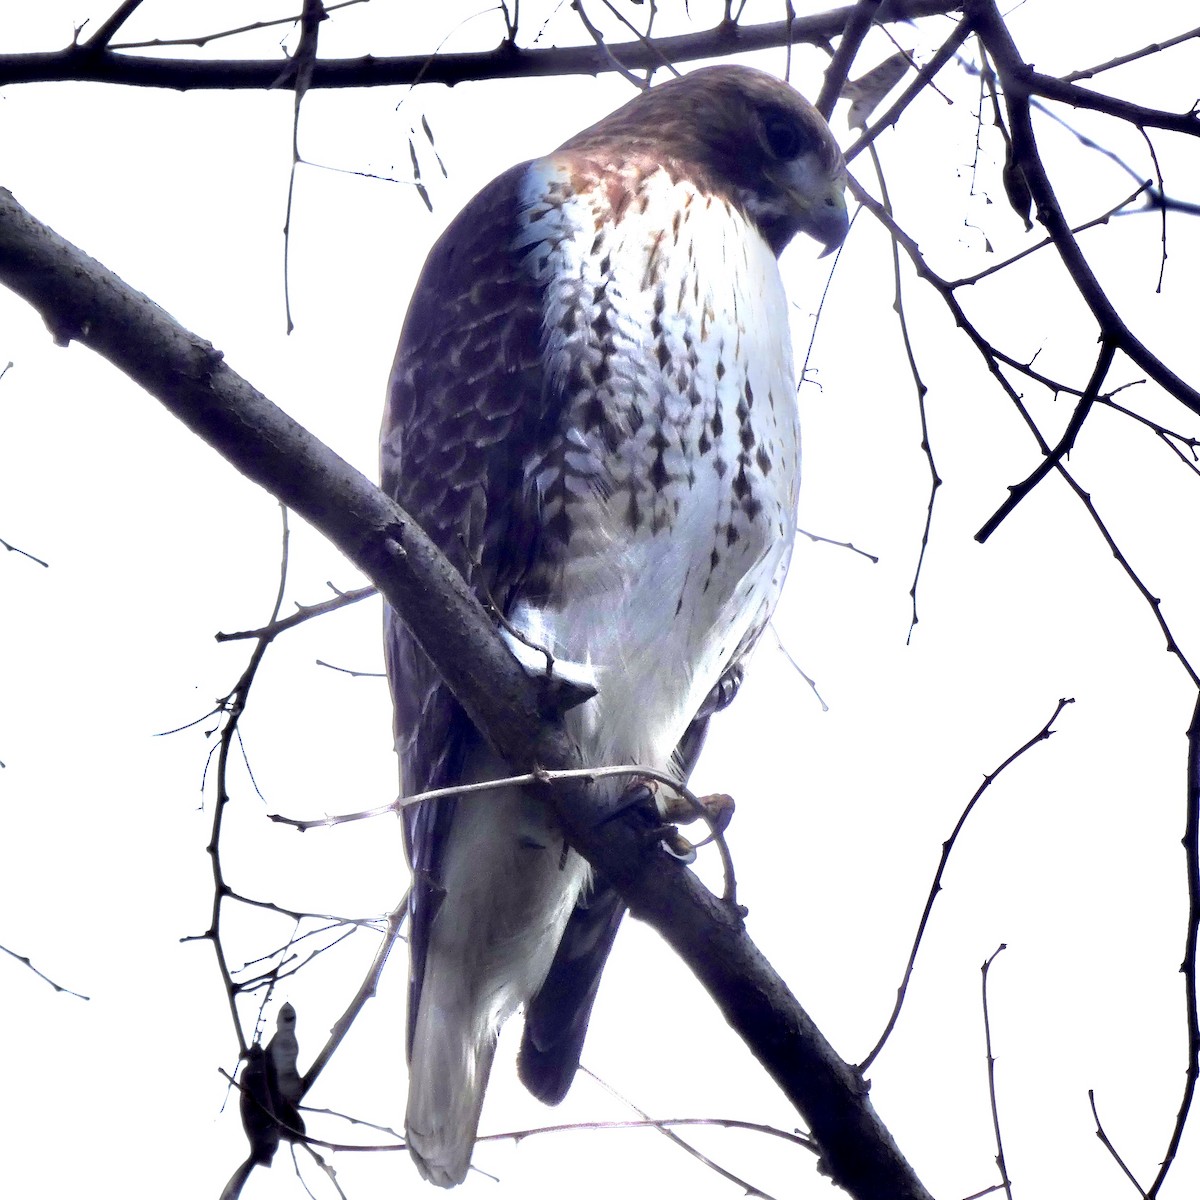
579, 1067, 781, 1200
484, 1111, 816, 1153
0, 534, 49, 567
859, 698, 1074, 1072
970, 0, 1200, 418
0, 2, 965, 92
948, 181, 1152, 289
277, 0, 329, 335
849, 177, 1200, 688
975, 340, 1116, 542
795, 527, 880, 563
1087, 1088, 1148, 1198
202, 504, 294, 1055
109, 1, 367, 52
980, 944, 1013, 1200
571, 0, 649, 89
84, 0, 145, 49
815, 0, 886, 120
1063, 24, 1200, 83
1025, 70, 1200, 137
301, 902, 407, 1094
859, 146, 941, 643
1145, 688, 1200, 1198
215, 585, 375, 643
0, 942, 89, 999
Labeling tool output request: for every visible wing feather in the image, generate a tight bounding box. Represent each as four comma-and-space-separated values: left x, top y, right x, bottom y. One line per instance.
381, 162, 554, 1056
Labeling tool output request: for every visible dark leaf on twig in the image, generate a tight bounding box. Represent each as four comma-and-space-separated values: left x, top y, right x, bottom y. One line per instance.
239, 1045, 281, 1166
1002, 143, 1034, 231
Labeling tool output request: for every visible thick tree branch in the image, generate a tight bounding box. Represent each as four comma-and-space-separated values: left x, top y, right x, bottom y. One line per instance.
0, 188, 934, 1200
815, 0, 886, 119
0, 1, 962, 91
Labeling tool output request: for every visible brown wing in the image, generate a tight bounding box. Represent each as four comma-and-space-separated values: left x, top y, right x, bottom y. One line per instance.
381, 162, 557, 1056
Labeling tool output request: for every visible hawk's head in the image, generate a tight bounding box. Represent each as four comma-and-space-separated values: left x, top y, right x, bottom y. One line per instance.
560, 65, 849, 257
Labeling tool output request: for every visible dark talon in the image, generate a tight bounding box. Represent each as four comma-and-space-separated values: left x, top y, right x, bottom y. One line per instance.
659, 829, 698, 863
595, 780, 658, 828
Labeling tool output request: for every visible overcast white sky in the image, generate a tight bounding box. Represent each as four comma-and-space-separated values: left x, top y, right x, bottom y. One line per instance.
2, 3, 1200, 1199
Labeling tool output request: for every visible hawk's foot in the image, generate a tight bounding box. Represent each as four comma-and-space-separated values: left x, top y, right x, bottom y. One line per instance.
656, 789, 736, 837
597, 778, 706, 864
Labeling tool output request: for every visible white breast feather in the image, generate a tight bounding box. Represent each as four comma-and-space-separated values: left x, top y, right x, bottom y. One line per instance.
511, 161, 800, 772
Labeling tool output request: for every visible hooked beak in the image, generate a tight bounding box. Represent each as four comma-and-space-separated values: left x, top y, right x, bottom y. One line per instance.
810, 178, 849, 256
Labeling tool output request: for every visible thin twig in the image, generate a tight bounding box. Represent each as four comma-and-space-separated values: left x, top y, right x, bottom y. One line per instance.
596, 0, 681, 81
314, 659, 386, 677
795, 527, 880, 563
981, 943, 1013, 1200
109, 1, 366, 51
203, 505, 293, 1054
975, 339, 1116, 542
0, 536, 49, 567
301, 900, 407, 1093
850, 173, 1200, 689
859, 698, 1074, 1072
577, 1067, 781, 1199
274, 761, 740, 904
949, 182, 1152, 289
215, 585, 375, 642
862, 146, 940, 644
1087, 1088, 1148, 1197
485, 1112, 816, 1153
1063, 24, 1200, 83
0, 942, 89, 999
571, 0, 650, 89
1145, 689, 1200, 1197
277, 0, 327, 334
770, 624, 829, 712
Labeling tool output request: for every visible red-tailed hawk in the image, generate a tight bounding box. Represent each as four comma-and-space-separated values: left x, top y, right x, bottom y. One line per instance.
381, 65, 847, 1187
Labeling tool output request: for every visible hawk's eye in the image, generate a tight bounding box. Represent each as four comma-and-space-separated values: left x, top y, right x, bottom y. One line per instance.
763, 112, 808, 161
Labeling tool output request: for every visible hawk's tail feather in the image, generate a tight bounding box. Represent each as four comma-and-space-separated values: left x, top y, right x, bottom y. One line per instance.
518, 885, 625, 1105
406, 998, 498, 1188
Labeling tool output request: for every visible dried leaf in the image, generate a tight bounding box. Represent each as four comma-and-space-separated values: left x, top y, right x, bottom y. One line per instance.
409, 137, 433, 213
843, 51, 911, 131
421, 112, 449, 179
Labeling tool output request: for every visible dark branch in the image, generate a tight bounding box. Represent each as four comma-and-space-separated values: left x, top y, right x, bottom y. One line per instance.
0, 2, 964, 91
1025, 69, 1200, 137
859, 698, 1073, 1072
980, 945, 1013, 1200
1147, 689, 1200, 1198
1088, 1089, 1148, 1197
0, 942, 90, 999
975, 340, 1116, 542
84, 0, 145, 49
815, 0, 886, 119
970, 0, 1200, 418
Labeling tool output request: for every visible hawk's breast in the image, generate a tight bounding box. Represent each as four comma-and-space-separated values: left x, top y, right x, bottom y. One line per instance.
508, 157, 800, 768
